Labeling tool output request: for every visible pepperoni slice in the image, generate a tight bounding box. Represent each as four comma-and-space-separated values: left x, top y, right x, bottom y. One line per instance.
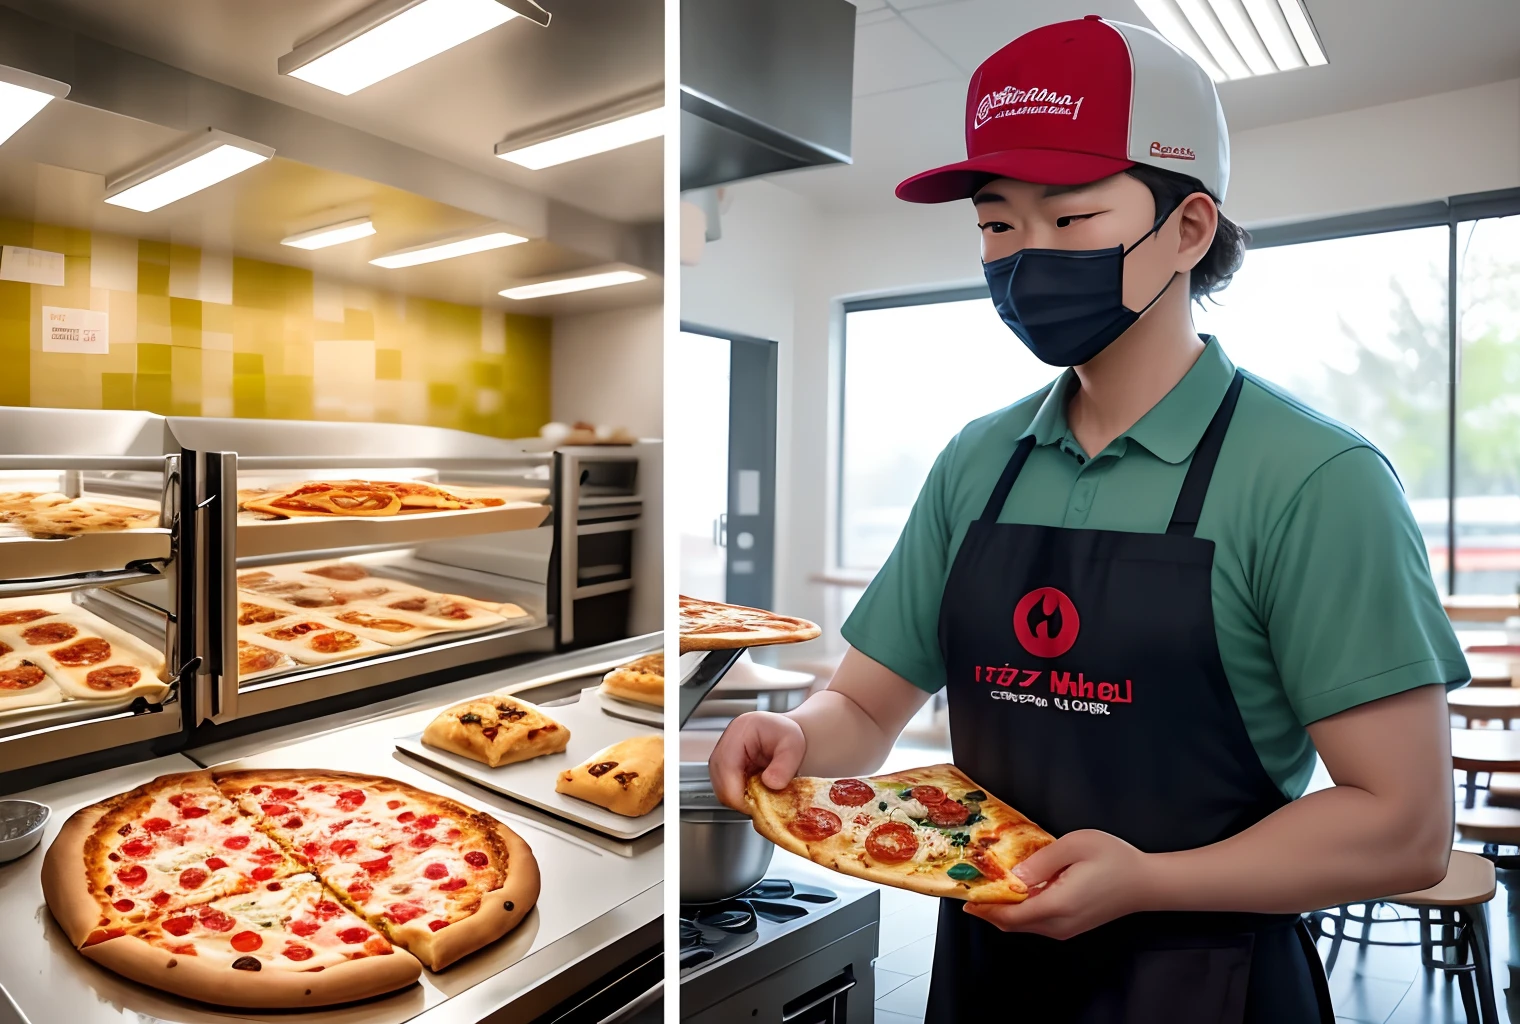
205, 857, 227, 871
384, 903, 426, 924
464, 851, 489, 868
231, 931, 262, 952
142, 817, 172, 833
85, 665, 140, 691
335, 789, 366, 811
347, 880, 372, 901
251, 866, 276, 881
121, 837, 154, 858
927, 800, 970, 827
284, 816, 304, 829
331, 839, 358, 857
49, 637, 111, 666
112, 898, 134, 912
223, 835, 250, 851
386, 799, 403, 810
438, 877, 467, 891
162, 916, 195, 937
828, 779, 875, 807
291, 918, 320, 937
396, 811, 415, 824
283, 943, 314, 961
423, 863, 448, 880
314, 900, 343, 920
428, 920, 449, 932
21, 622, 77, 646
178, 868, 208, 890
260, 803, 289, 816
270, 787, 299, 800
360, 855, 391, 874
408, 832, 436, 850
151, 891, 172, 907
0, 663, 45, 689
309, 631, 360, 654
414, 814, 440, 830
910, 786, 947, 806
786, 807, 842, 842
179, 806, 208, 819
198, 907, 235, 932
338, 926, 371, 944
363, 936, 392, 956
865, 822, 919, 864
116, 865, 147, 886
0, 609, 51, 625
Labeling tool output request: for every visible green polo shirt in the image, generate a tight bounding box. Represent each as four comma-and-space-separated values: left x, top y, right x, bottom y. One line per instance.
842, 336, 1469, 798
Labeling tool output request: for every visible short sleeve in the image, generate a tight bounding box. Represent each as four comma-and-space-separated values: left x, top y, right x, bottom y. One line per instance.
1258, 445, 1470, 724
841, 438, 960, 694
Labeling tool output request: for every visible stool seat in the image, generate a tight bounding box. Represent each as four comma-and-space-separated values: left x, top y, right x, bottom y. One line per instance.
1450, 689, 1520, 716
1451, 729, 1520, 772
1456, 806, 1520, 844
1389, 851, 1496, 906
1488, 773, 1520, 805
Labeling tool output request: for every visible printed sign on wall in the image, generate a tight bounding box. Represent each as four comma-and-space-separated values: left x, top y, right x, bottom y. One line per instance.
0, 246, 66, 286
41, 306, 109, 354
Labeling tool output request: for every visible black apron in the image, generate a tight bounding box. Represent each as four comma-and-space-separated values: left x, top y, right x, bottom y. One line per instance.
927, 372, 1334, 1023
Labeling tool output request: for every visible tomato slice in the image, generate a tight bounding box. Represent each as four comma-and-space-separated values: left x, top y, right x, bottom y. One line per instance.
866, 822, 919, 863
927, 800, 970, 827
909, 785, 946, 806
786, 807, 842, 842
828, 779, 875, 807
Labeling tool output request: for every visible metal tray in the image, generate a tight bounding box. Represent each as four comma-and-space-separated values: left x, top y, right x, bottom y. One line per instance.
396, 691, 662, 842
236, 502, 551, 558
581, 685, 663, 727
0, 529, 171, 584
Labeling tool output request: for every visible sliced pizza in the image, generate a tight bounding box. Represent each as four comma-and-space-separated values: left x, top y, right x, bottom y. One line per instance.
744, 764, 1054, 903
678, 595, 821, 653
241, 616, 388, 665
422, 694, 570, 768
599, 653, 664, 707
555, 735, 664, 818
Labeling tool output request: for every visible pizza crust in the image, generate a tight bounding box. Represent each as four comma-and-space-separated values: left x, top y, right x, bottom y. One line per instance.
80, 933, 422, 1009
555, 735, 663, 817
391, 818, 541, 971
599, 654, 664, 707
41, 797, 114, 948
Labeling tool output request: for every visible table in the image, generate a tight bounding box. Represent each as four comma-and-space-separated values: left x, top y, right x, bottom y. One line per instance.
1452, 729, 1520, 807
1444, 594, 1520, 624
1469, 656, 1516, 687
1450, 688, 1520, 727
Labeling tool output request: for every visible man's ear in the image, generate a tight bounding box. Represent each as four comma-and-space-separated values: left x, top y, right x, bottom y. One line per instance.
1175, 193, 1219, 271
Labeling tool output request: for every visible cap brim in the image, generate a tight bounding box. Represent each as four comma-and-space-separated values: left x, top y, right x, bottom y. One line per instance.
896, 149, 1137, 204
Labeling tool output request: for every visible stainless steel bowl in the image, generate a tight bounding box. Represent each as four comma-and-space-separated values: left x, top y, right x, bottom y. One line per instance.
679, 761, 774, 903
0, 801, 49, 863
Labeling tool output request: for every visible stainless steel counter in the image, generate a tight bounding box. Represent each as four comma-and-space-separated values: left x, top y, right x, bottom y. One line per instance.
0, 637, 665, 1024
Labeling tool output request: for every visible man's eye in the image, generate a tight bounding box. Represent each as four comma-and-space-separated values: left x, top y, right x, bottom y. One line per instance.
1056, 212, 1099, 228
978, 221, 1012, 234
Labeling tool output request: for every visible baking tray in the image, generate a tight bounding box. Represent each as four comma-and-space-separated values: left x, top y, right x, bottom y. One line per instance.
395, 692, 662, 842
237, 502, 551, 558
0, 528, 170, 582
581, 685, 663, 727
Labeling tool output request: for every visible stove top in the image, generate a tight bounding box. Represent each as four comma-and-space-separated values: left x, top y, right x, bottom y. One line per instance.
678, 877, 840, 976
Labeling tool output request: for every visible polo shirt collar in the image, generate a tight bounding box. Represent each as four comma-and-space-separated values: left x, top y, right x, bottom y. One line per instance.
1017, 336, 1237, 465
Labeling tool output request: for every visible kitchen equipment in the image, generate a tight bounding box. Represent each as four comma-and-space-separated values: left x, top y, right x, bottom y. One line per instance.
583, 685, 664, 727
0, 800, 49, 862
679, 647, 745, 727
396, 687, 663, 841
680, 760, 774, 902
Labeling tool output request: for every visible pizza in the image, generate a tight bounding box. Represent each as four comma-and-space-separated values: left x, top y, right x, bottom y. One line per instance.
678, 595, 821, 653
239, 481, 507, 520
422, 694, 571, 768
241, 616, 389, 666
555, 735, 663, 817
745, 765, 1054, 903
43, 769, 540, 1008
600, 654, 663, 707
0, 598, 168, 705
237, 640, 295, 680
0, 491, 160, 538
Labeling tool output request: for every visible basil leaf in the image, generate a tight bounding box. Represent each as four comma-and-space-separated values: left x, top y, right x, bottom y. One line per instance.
961, 790, 986, 802
949, 832, 971, 847
947, 862, 982, 881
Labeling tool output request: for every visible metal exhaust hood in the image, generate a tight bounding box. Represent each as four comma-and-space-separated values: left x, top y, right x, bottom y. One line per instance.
679, 0, 856, 192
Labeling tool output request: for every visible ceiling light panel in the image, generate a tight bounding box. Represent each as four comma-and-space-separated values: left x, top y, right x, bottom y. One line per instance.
281, 217, 376, 250
498, 108, 665, 170
500, 270, 645, 300
1134, 0, 1327, 81
370, 230, 527, 269
0, 66, 69, 147
280, 0, 535, 95
104, 129, 274, 213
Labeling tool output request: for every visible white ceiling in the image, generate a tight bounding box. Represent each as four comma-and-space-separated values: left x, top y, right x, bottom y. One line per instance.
1, 0, 664, 224
777, 0, 1520, 215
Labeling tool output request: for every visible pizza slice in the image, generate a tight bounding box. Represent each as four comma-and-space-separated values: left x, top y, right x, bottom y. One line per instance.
241, 616, 388, 665
599, 653, 664, 707
421, 694, 571, 768
0, 651, 64, 711
81, 873, 422, 1008
678, 595, 821, 653
242, 483, 404, 519
744, 764, 1054, 903
237, 639, 296, 681
10, 495, 160, 537
370, 592, 507, 632
0, 609, 169, 702
555, 735, 664, 817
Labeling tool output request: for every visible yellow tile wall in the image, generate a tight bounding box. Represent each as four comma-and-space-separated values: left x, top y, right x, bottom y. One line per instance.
0, 218, 552, 439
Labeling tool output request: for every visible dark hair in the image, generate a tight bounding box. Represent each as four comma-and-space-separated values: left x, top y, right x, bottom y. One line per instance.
1122, 163, 1250, 304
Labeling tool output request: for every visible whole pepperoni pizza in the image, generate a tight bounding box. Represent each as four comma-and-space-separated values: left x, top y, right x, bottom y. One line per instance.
43, 769, 540, 1009
677, 595, 821, 653
745, 764, 1054, 902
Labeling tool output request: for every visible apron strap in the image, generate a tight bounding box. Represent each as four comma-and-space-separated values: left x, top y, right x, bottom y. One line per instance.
1166, 370, 1245, 537
979, 435, 1037, 523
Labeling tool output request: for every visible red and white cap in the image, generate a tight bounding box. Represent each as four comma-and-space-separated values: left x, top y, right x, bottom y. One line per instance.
897, 15, 1229, 204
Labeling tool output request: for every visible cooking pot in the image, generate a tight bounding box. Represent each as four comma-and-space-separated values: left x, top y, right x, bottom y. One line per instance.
679, 761, 774, 903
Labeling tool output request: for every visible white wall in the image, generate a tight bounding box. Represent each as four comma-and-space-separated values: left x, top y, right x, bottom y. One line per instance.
682, 77, 1520, 644
550, 303, 663, 439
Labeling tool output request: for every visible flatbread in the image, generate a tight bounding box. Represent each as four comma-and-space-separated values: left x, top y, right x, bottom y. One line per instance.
555, 735, 663, 817
678, 595, 820, 652
239, 480, 507, 520
0, 491, 159, 537
0, 608, 168, 702
599, 654, 663, 707
745, 764, 1054, 903
239, 616, 388, 665
0, 652, 64, 711
237, 640, 296, 680
422, 694, 570, 768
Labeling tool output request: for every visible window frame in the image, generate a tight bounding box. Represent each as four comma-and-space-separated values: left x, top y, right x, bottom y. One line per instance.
835, 186, 1520, 593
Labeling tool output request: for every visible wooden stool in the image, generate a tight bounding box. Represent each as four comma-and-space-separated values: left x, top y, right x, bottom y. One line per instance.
1466, 656, 1517, 688
1450, 687, 1520, 728
1456, 806, 1520, 845
1451, 730, 1520, 808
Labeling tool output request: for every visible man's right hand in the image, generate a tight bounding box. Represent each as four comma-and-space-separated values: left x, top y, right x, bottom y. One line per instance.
707, 711, 808, 811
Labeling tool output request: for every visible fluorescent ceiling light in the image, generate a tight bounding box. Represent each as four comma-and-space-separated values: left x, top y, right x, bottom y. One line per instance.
1134, 0, 1327, 81
279, 0, 547, 96
498, 104, 665, 169
104, 129, 274, 213
0, 66, 69, 147
281, 217, 376, 250
370, 230, 527, 269
500, 270, 645, 300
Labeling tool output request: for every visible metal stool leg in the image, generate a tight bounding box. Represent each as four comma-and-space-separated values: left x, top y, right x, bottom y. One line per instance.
1464, 904, 1501, 1024
1323, 906, 1346, 975
1420, 907, 1434, 972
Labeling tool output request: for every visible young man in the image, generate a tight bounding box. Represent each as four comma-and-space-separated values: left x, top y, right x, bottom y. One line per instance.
708, 15, 1466, 1022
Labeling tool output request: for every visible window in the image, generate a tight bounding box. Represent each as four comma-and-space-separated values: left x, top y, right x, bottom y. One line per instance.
836, 188, 1520, 596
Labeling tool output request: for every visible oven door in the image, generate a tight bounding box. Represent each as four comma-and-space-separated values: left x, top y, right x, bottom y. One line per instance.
781, 968, 857, 1024
527, 945, 663, 1023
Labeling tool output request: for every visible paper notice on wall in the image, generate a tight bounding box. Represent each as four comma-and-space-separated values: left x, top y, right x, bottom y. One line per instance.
0, 246, 65, 286
42, 306, 109, 354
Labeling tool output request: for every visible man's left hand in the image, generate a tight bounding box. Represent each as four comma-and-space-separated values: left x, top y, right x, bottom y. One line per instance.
964, 829, 1160, 939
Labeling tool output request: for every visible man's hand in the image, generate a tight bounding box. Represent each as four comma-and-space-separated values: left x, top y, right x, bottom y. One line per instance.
964, 830, 1158, 940
707, 711, 808, 810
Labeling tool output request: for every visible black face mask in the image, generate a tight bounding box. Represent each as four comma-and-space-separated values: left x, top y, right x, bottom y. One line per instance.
982, 211, 1179, 367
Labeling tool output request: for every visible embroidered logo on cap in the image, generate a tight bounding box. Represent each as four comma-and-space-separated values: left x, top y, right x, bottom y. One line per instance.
975, 86, 1085, 129
1012, 586, 1080, 658
1149, 141, 1196, 161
